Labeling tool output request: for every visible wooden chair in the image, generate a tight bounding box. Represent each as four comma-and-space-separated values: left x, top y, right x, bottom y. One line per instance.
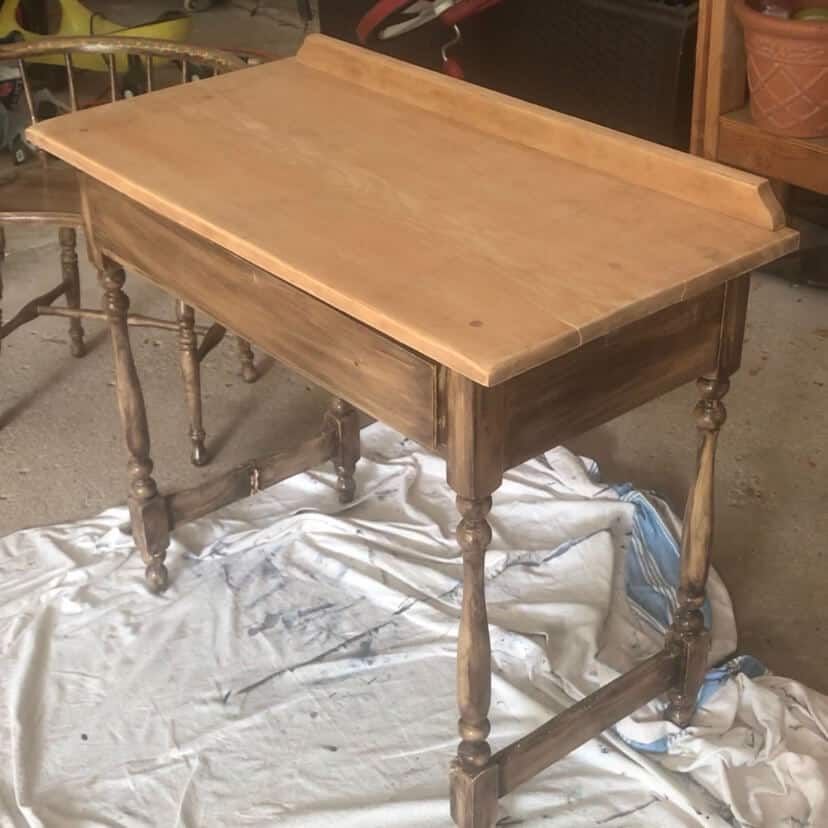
0, 36, 258, 466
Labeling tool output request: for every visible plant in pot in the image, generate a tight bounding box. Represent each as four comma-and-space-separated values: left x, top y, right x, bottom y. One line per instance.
735, 0, 828, 138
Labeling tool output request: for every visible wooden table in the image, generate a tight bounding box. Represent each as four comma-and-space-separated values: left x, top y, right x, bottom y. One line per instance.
29, 35, 798, 827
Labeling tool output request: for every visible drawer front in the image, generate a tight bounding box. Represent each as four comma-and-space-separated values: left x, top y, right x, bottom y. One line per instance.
85, 177, 438, 447
503, 284, 728, 468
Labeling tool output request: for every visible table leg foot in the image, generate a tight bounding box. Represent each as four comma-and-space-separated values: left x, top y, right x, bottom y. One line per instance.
666, 376, 728, 727
145, 559, 170, 593
450, 760, 498, 828
666, 616, 710, 728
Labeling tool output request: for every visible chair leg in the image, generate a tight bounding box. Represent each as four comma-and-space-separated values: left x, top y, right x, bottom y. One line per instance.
176, 300, 207, 467
666, 375, 729, 727
236, 336, 257, 383
101, 260, 169, 593
59, 227, 85, 358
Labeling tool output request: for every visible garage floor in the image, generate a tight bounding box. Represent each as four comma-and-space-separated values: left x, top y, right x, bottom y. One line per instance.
1, 0, 827, 694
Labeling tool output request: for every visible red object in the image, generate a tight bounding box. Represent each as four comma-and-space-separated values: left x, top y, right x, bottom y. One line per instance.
441, 0, 502, 25
357, 0, 504, 77
443, 55, 464, 78
356, 0, 411, 44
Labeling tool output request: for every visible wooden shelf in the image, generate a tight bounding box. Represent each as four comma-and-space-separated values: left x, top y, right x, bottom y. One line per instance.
718, 106, 828, 196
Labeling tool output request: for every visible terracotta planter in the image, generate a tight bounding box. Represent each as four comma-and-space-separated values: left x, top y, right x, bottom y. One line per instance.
735, 0, 828, 137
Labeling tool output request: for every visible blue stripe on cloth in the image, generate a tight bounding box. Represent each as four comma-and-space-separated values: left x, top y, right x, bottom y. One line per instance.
696, 655, 769, 708
614, 485, 712, 631
623, 735, 672, 754
610, 481, 769, 750
620, 656, 770, 754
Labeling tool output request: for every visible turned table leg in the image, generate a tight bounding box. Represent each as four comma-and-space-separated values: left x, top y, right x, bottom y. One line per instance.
176, 300, 207, 466
59, 227, 85, 358
447, 372, 504, 828
326, 397, 359, 503
666, 375, 729, 727
450, 493, 499, 827
101, 260, 169, 592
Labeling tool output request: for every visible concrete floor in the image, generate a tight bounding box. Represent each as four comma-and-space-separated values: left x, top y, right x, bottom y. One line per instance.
1, 1, 827, 693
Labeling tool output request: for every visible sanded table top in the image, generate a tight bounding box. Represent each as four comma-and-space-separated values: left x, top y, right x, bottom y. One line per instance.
28, 35, 798, 386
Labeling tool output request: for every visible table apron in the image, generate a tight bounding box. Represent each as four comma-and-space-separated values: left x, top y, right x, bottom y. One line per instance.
83, 177, 439, 448
499, 281, 741, 469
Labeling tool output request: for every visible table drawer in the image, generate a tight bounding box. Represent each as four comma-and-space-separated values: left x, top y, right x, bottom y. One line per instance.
84, 177, 438, 448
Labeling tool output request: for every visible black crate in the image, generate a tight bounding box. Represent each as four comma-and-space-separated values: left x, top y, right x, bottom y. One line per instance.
476, 0, 699, 149
319, 0, 698, 149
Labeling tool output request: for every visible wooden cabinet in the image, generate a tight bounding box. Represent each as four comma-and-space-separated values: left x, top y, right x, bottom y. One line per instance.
693, 0, 828, 194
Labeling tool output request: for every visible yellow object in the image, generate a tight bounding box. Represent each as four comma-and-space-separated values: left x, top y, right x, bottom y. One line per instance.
793, 7, 828, 19
0, 0, 192, 71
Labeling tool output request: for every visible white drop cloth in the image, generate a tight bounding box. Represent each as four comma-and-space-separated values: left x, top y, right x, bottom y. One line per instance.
1, 424, 826, 827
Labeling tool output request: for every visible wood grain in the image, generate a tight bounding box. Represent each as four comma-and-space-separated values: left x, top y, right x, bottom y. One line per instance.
454, 494, 495, 771
450, 762, 498, 828
716, 274, 751, 377
493, 648, 678, 795
699, 0, 747, 160
446, 372, 504, 825
718, 107, 828, 196
100, 260, 169, 593
85, 178, 438, 447
298, 35, 780, 230
29, 45, 796, 385
167, 429, 337, 526
666, 376, 729, 727
690, 0, 714, 156
502, 286, 725, 469
446, 372, 504, 500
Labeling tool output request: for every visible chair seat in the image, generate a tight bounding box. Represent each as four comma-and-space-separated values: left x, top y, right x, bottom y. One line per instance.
0, 160, 82, 225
